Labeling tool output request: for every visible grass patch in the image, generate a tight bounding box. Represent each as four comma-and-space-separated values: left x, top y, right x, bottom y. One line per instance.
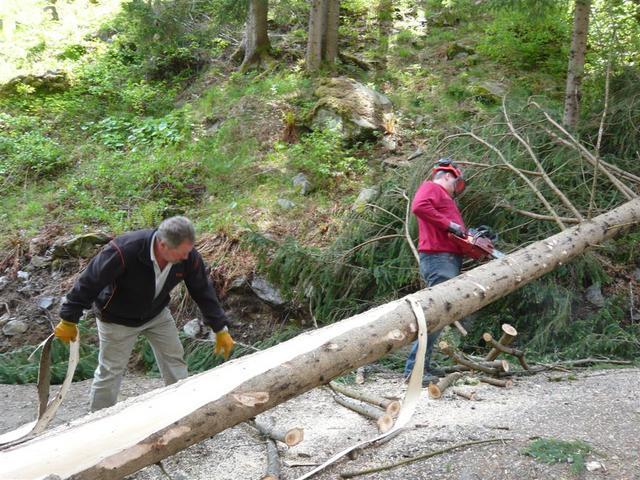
522, 438, 592, 474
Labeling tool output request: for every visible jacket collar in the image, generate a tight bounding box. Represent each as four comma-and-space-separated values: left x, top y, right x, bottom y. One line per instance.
138, 229, 157, 266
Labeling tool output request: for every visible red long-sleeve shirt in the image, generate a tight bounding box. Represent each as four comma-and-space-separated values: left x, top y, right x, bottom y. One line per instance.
412, 181, 465, 254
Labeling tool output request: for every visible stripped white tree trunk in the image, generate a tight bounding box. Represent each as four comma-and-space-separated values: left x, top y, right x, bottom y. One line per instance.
1, 198, 639, 480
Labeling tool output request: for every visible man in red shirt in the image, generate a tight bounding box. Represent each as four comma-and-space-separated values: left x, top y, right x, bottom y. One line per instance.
404, 158, 469, 385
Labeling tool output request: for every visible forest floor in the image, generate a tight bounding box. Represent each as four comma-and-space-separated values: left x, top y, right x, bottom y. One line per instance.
1, 366, 639, 480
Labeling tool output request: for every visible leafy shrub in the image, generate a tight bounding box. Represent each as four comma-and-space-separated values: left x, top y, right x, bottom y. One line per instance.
56, 43, 88, 61
284, 129, 367, 187
0, 113, 67, 186
477, 6, 570, 74
86, 110, 191, 150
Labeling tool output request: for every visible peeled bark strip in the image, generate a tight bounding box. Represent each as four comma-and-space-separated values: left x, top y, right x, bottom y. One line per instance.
428, 372, 463, 399
479, 376, 513, 388
1, 199, 638, 480
333, 394, 394, 433
262, 438, 281, 480
329, 382, 401, 416
250, 419, 304, 447
485, 324, 518, 361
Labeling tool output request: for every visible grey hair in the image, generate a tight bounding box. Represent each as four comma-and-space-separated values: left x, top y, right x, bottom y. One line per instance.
157, 216, 196, 248
433, 170, 448, 180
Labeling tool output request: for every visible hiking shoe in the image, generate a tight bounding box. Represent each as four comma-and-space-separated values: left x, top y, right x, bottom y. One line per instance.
422, 373, 440, 387
428, 366, 446, 377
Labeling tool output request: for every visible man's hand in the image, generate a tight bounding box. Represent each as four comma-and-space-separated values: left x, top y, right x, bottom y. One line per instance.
214, 330, 235, 360
54, 319, 78, 343
447, 221, 466, 238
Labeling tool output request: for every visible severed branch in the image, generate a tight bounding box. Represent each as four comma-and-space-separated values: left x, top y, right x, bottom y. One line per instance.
541, 125, 640, 185
452, 388, 477, 401
428, 372, 463, 399
439, 341, 507, 376
478, 376, 513, 388
529, 100, 636, 200
498, 203, 580, 224
340, 438, 512, 478
482, 332, 529, 370
263, 438, 281, 480
455, 130, 567, 230
485, 324, 518, 361
442, 360, 512, 374
249, 419, 304, 447
332, 394, 394, 433
329, 382, 401, 416
502, 98, 584, 222
262, 439, 281, 480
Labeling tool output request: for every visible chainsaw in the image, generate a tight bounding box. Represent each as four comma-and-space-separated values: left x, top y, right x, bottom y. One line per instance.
449, 225, 505, 260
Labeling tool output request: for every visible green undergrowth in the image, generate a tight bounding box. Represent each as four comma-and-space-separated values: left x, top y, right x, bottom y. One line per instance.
0, 324, 98, 384
0, 324, 303, 384
522, 438, 593, 474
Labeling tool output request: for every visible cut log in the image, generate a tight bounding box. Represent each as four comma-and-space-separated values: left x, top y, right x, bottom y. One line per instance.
1, 199, 637, 480
439, 341, 507, 375
452, 320, 468, 336
452, 388, 477, 401
483, 332, 529, 370
332, 394, 394, 433
250, 419, 304, 447
479, 376, 513, 388
329, 381, 401, 416
442, 360, 509, 374
485, 324, 518, 361
262, 438, 281, 480
428, 372, 463, 399
354, 366, 366, 385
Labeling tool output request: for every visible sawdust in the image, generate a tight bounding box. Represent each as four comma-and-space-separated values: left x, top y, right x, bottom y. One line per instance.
1, 367, 638, 479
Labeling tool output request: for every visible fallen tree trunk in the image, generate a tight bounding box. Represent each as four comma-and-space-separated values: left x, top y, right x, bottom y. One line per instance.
1, 198, 638, 480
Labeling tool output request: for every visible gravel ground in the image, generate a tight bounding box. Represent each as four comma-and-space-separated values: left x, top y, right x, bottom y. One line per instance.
1, 368, 639, 479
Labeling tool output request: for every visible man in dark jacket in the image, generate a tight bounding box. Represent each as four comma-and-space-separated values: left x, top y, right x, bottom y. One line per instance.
55, 216, 235, 411
404, 158, 469, 386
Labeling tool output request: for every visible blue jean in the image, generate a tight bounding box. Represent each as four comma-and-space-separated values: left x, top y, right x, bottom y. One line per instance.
404, 252, 462, 377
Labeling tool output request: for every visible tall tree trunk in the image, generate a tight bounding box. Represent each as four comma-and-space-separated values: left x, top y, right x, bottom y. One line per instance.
2, 199, 639, 480
306, 0, 327, 71
323, 0, 340, 66
240, 0, 271, 72
563, 0, 591, 129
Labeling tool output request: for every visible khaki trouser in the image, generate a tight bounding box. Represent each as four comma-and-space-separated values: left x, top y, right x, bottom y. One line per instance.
90, 308, 187, 411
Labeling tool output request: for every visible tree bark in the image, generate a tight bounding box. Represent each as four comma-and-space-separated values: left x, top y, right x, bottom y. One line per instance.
240, 0, 271, 72
332, 394, 394, 433
484, 324, 518, 361
329, 381, 401, 416
563, 0, 591, 129
323, 0, 340, 66
306, 0, 326, 71
1, 199, 638, 480
427, 372, 463, 399
263, 438, 281, 480
249, 419, 304, 447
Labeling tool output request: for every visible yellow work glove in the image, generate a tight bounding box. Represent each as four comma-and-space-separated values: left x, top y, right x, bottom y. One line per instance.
214, 330, 235, 360
54, 319, 78, 343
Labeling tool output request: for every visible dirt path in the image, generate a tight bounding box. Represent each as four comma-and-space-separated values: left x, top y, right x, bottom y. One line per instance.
1, 367, 639, 479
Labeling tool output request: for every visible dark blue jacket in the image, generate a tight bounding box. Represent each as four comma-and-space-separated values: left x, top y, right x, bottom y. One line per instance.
60, 229, 228, 332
